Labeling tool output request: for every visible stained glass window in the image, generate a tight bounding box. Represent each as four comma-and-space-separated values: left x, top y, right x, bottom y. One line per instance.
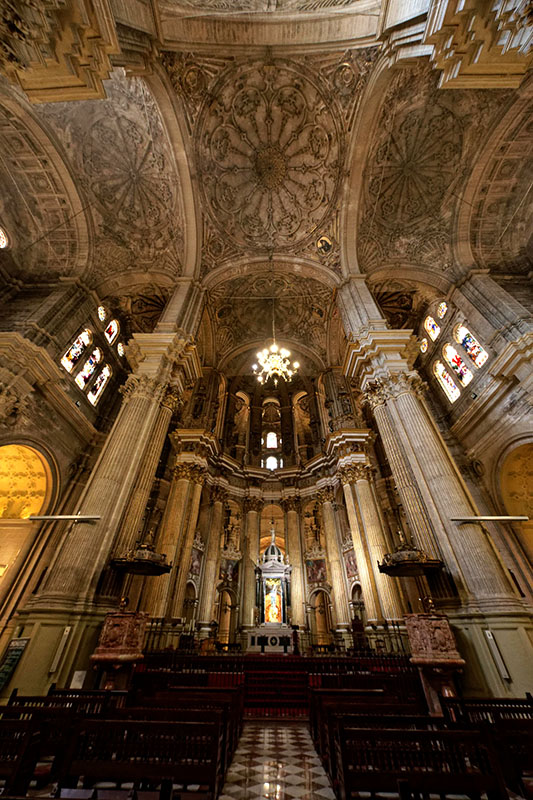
266, 432, 277, 449
87, 365, 111, 406
117, 342, 125, 357
97, 306, 107, 322
443, 343, 473, 386
104, 319, 119, 344
75, 348, 102, 390
266, 456, 278, 471
433, 360, 460, 403
420, 338, 428, 354
0, 226, 9, 249
424, 316, 440, 341
61, 329, 92, 373
454, 324, 488, 368
437, 301, 448, 319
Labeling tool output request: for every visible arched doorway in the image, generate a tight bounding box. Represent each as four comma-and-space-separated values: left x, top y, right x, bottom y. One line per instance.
500, 443, 533, 565
309, 589, 333, 646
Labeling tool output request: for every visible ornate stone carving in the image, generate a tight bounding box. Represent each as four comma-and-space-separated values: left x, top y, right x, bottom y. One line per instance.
160, 387, 182, 413
281, 496, 300, 513
119, 375, 164, 405
363, 373, 427, 410
91, 611, 148, 664
243, 496, 264, 514
209, 272, 331, 359
405, 613, 465, 666
192, 530, 206, 552
210, 485, 228, 504
338, 464, 372, 484
173, 463, 207, 484
196, 59, 342, 251
109, 286, 172, 334
0, 0, 119, 102
316, 486, 335, 505
304, 541, 326, 560
165, 0, 360, 8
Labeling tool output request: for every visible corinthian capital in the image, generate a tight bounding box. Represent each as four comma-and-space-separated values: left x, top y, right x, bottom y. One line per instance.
161, 386, 182, 413
281, 496, 300, 513
363, 371, 426, 408
243, 496, 264, 514
173, 463, 207, 484
120, 375, 164, 405
210, 485, 228, 504
316, 486, 335, 505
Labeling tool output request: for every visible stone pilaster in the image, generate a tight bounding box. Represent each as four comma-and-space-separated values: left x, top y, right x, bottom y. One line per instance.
35, 374, 166, 607
281, 497, 304, 627
316, 486, 351, 629
339, 466, 382, 623
241, 497, 263, 629
350, 464, 404, 621
145, 463, 206, 619
197, 486, 227, 632
113, 387, 181, 557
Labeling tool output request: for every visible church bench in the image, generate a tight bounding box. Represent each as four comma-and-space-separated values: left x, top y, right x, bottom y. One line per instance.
323, 713, 445, 780
0, 720, 42, 796
441, 695, 533, 725
109, 707, 230, 776
335, 727, 510, 800
9, 689, 127, 716
57, 719, 224, 800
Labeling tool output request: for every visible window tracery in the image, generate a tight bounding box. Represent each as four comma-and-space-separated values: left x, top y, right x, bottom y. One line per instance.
442, 343, 473, 386
75, 348, 103, 389
61, 329, 92, 373
454, 324, 489, 367
104, 319, 119, 344
87, 365, 111, 405
424, 316, 440, 341
433, 360, 460, 403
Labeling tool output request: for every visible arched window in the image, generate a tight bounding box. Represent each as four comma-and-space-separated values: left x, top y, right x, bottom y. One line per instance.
265, 456, 278, 471
437, 301, 448, 319
97, 306, 107, 322
454, 324, 488, 368
442, 343, 473, 387
104, 319, 119, 344
75, 348, 102, 390
61, 329, 92, 373
433, 360, 460, 403
117, 342, 125, 357
424, 316, 440, 341
266, 431, 278, 449
0, 225, 9, 249
87, 365, 111, 406
420, 338, 428, 354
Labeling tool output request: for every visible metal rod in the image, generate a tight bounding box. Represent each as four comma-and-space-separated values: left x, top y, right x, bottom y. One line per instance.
450, 516, 529, 522
29, 515, 101, 521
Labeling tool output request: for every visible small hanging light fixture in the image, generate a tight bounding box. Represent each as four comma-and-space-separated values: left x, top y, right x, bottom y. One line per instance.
252, 298, 299, 386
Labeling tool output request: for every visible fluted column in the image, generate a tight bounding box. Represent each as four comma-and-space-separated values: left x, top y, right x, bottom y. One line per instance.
146, 463, 206, 619
366, 373, 520, 612
282, 497, 304, 626
351, 464, 404, 621
113, 388, 180, 556
317, 487, 350, 629
339, 468, 382, 622
241, 497, 263, 629
36, 375, 166, 606
197, 486, 227, 631
172, 468, 206, 618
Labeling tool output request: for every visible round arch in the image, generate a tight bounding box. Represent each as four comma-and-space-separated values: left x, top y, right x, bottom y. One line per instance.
0, 442, 56, 520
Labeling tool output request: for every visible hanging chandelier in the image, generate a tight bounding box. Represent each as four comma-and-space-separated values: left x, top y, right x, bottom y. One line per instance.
252, 299, 299, 386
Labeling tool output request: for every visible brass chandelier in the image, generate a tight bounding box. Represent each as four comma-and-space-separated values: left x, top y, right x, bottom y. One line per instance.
252, 298, 299, 386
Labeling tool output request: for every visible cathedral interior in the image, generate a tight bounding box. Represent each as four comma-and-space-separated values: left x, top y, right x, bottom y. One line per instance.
0, 0, 533, 733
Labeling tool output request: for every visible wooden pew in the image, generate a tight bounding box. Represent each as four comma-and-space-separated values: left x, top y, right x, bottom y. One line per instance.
335, 727, 509, 800
58, 719, 224, 800
0, 720, 42, 796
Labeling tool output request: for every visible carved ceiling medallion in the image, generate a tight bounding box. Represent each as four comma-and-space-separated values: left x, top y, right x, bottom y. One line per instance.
196, 60, 342, 251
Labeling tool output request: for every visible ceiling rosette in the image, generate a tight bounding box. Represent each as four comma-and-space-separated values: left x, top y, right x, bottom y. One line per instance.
196, 60, 342, 252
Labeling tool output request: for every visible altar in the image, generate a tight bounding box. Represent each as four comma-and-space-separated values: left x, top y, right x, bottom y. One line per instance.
247, 626, 294, 653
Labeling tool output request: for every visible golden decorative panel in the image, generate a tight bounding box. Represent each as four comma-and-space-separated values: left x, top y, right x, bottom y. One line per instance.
0, 445, 49, 519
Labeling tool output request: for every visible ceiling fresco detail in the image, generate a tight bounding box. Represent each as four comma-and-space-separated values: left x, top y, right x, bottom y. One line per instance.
161, 0, 359, 10
209, 272, 333, 361
469, 101, 533, 275
34, 73, 184, 289
195, 60, 343, 252
0, 86, 86, 281
357, 65, 512, 279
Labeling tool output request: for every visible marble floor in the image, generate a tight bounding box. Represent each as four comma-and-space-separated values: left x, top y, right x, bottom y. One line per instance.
220, 722, 336, 800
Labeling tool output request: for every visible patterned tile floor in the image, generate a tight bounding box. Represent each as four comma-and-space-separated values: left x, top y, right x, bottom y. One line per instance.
220, 722, 336, 800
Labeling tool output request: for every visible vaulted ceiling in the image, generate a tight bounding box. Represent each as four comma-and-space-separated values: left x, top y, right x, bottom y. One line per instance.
1, 6, 532, 375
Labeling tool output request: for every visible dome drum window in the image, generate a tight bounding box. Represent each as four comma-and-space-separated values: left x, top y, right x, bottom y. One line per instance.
424, 316, 440, 341
433, 360, 460, 403
454, 324, 488, 368
442, 344, 473, 387
61, 329, 92, 373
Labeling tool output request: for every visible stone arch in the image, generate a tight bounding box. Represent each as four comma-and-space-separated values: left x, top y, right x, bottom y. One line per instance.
0, 442, 56, 520
499, 441, 533, 567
